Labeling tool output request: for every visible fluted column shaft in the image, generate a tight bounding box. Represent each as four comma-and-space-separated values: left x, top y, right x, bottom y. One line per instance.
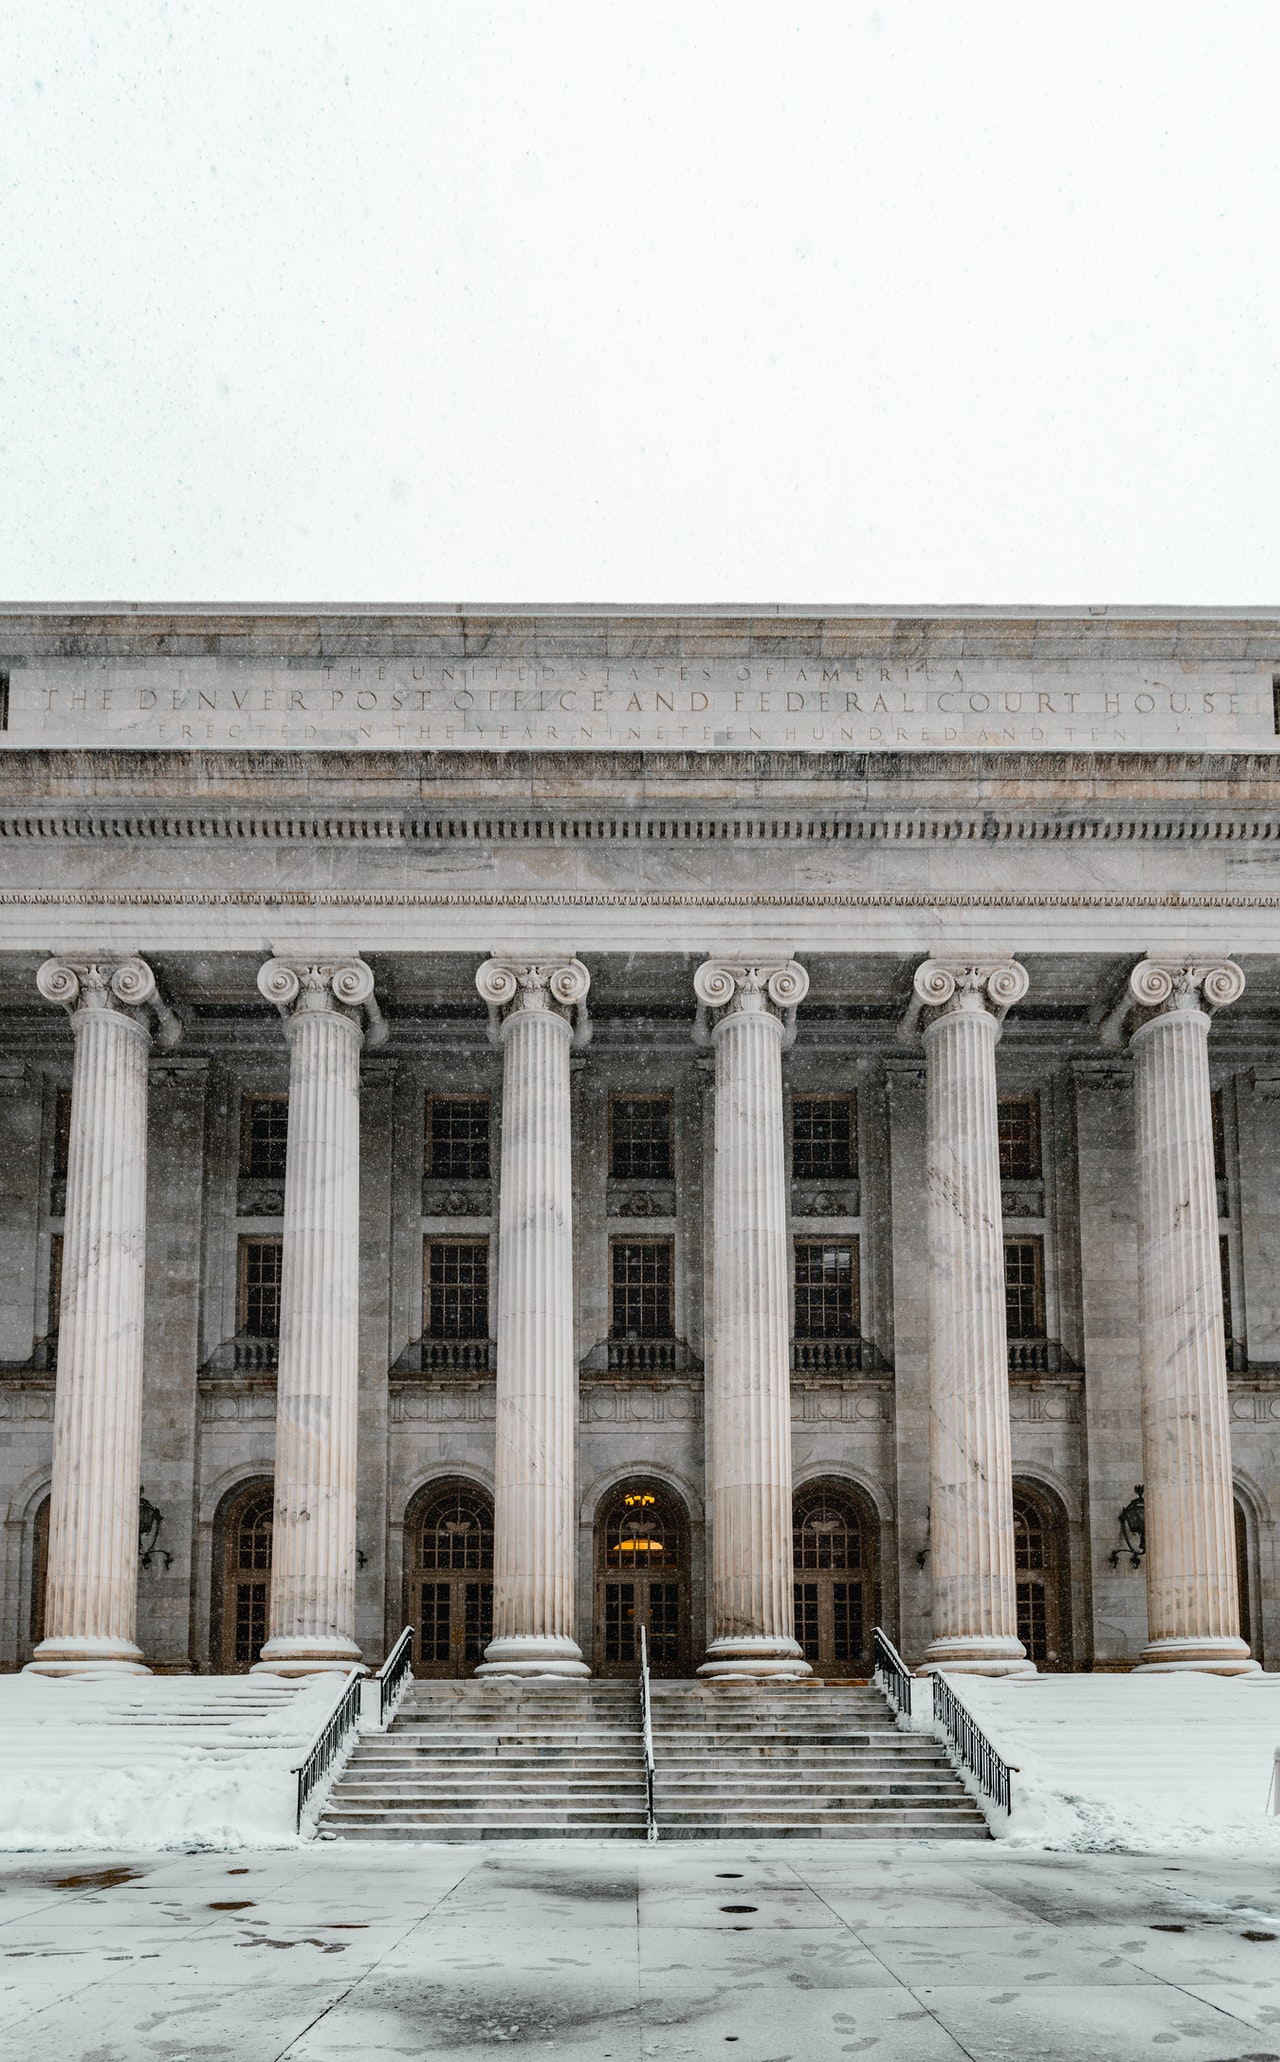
476, 958, 590, 1678
696, 960, 810, 1680
28, 958, 172, 1676
1125, 958, 1256, 1672
911, 959, 1033, 1676
254, 959, 376, 1676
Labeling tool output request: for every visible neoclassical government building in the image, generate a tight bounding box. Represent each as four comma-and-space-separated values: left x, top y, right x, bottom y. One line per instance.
1, 606, 1277, 1684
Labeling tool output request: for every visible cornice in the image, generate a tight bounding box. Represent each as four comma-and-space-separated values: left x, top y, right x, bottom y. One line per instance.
4, 886, 1280, 911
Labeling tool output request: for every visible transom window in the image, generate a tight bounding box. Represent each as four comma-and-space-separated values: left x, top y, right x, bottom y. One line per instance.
415, 1487, 494, 1571
793, 1486, 866, 1571
1004, 1236, 1045, 1339
241, 1095, 289, 1180
610, 1241, 673, 1339
998, 1095, 1041, 1180
240, 1237, 284, 1336
606, 1489, 676, 1570
427, 1099, 490, 1180
791, 1095, 855, 1181
793, 1241, 858, 1338
426, 1241, 490, 1340
610, 1099, 673, 1180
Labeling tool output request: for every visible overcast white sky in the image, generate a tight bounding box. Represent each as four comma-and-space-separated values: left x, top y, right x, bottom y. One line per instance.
2, 3, 1278, 604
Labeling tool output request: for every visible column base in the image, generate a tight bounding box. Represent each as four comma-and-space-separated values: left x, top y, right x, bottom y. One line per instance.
697, 1636, 813, 1682
917, 1635, 1036, 1679
252, 1635, 364, 1679
1134, 1636, 1261, 1676
476, 1635, 591, 1680
25, 1635, 150, 1678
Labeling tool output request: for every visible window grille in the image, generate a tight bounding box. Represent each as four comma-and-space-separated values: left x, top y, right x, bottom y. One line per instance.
791, 1095, 855, 1180
240, 1237, 284, 1337
998, 1095, 1040, 1180
606, 1489, 673, 1570
231, 1487, 273, 1669
1013, 1487, 1049, 1663
793, 1241, 858, 1338
426, 1241, 489, 1340
427, 1098, 490, 1179
241, 1095, 289, 1180
793, 1489, 865, 1572
610, 1098, 673, 1179
610, 1241, 673, 1338
415, 1486, 494, 1572
1004, 1236, 1045, 1339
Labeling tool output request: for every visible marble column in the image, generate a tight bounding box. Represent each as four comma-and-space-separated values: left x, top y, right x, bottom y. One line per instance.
693, 959, 811, 1681
475, 957, 592, 1679
904, 958, 1034, 1677
27, 956, 180, 1676
1108, 958, 1257, 1673
253, 958, 383, 1677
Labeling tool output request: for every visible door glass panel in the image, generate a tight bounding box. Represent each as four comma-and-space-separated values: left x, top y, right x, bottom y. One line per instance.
794, 1581, 820, 1663
605, 1582, 636, 1663
464, 1582, 493, 1664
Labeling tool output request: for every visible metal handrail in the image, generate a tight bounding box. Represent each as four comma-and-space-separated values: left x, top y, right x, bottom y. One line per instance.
872, 1625, 913, 1719
639, 1624, 658, 1842
377, 1625, 414, 1728
291, 1668, 363, 1833
931, 1672, 1018, 1814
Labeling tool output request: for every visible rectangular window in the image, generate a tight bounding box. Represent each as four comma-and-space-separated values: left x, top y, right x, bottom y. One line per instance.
610, 1241, 674, 1338
48, 1234, 63, 1333
0, 669, 9, 732
1220, 1234, 1234, 1342
240, 1237, 284, 1337
1004, 1236, 1045, 1339
1212, 1089, 1226, 1185
53, 1088, 73, 1181
610, 1098, 673, 1180
793, 1240, 858, 1338
792, 1095, 855, 1181
427, 1240, 490, 1339
998, 1096, 1041, 1180
241, 1095, 289, 1180
427, 1098, 490, 1179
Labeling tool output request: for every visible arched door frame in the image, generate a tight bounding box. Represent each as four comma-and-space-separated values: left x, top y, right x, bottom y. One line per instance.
791, 1475, 881, 1678
1233, 1475, 1268, 1667
211, 1475, 274, 1674
592, 1475, 693, 1679
1011, 1474, 1074, 1671
403, 1477, 496, 1679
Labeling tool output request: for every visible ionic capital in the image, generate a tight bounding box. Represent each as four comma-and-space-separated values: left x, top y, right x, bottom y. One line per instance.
1099, 957, 1245, 1049
475, 957, 592, 1049
897, 958, 1029, 1048
257, 957, 387, 1046
36, 956, 182, 1049
692, 960, 809, 1051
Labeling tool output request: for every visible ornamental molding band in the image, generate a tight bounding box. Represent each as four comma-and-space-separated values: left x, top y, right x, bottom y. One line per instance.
691, 960, 809, 1051
36, 956, 182, 1050
475, 957, 592, 1049
897, 958, 1030, 1049
1100, 956, 1247, 1049
256, 956, 387, 1046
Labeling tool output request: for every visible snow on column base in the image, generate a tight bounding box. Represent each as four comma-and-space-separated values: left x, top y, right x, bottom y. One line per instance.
252, 1636, 364, 1679
698, 1636, 813, 1682
918, 1635, 1037, 1678
25, 1635, 150, 1677
1135, 1635, 1261, 1675
477, 1636, 591, 1680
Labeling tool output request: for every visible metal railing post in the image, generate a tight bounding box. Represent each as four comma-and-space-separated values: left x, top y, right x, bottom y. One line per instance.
639, 1624, 658, 1842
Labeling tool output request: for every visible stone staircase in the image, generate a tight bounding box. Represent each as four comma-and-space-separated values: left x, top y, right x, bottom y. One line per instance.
649, 1682, 988, 1838
320, 1676, 987, 1841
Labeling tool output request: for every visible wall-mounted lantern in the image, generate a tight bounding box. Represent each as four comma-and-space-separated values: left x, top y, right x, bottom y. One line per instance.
1109, 1484, 1146, 1570
139, 1487, 172, 1571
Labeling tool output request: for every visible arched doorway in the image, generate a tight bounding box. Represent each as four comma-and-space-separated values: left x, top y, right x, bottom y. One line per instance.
29, 1493, 50, 1654
1012, 1478, 1072, 1669
212, 1478, 273, 1673
594, 1480, 691, 1678
792, 1480, 877, 1675
1235, 1496, 1254, 1656
406, 1481, 494, 1678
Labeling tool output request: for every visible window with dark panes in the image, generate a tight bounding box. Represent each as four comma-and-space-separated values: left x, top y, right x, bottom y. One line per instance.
240, 1237, 284, 1336
793, 1241, 858, 1338
1004, 1236, 1045, 1338
998, 1095, 1041, 1180
610, 1242, 673, 1338
241, 1095, 289, 1179
53, 1088, 72, 1180
1220, 1234, 1234, 1341
610, 1099, 673, 1180
1212, 1089, 1226, 1184
791, 1095, 855, 1180
426, 1241, 490, 1339
48, 1234, 63, 1333
427, 1098, 490, 1179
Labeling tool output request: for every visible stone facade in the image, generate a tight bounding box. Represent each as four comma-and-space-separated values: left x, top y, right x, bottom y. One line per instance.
1, 607, 1279, 1679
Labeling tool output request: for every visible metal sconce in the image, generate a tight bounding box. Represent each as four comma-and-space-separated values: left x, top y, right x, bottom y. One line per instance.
1109, 1484, 1146, 1569
139, 1488, 172, 1570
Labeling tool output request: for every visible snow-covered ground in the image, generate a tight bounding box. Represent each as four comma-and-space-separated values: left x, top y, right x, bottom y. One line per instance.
0, 1673, 344, 1849
935, 1671, 1280, 1852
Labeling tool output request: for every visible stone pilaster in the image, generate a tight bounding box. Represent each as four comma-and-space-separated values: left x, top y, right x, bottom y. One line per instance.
1108, 958, 1257, 1673
904, 958, 1034, 1677
27, 956, 180, 1676
253, 958, 383, 1676
475, 957, 592, 1679
694, 959, 811, 1680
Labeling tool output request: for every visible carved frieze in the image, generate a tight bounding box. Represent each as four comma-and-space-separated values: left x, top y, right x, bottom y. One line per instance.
1008, 1380, 1082, 1424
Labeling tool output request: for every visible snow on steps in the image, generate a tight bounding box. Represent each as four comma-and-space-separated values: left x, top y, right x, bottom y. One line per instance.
0, 1671, 335, 1848
948, 1671, 1280, 1851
